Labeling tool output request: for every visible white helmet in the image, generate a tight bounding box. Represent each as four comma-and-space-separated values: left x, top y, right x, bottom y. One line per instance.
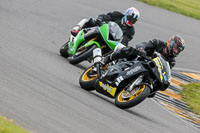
123, 7, 140, 26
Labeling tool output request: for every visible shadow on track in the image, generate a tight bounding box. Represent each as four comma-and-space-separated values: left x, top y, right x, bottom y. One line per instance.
57, 53, 89, 70
76, 85, 161, 125
125, 109, 160, 125
74, 63, 88, 71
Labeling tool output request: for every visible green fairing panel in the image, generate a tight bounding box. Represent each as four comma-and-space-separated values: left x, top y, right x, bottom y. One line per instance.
99, 24, 117, 50
68, 30, 85, 55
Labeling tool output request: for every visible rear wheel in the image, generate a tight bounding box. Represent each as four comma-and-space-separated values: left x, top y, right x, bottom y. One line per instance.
68, 45, 97, 65
115, 84, 150, 109
60, 42, 69, 58
79, 65, 97, 91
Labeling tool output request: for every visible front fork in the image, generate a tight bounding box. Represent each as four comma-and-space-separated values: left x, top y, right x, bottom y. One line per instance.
93, 48, 103, 79
127, 74, 153, 92
95, 63, 102, 79
127, 75, 144, 92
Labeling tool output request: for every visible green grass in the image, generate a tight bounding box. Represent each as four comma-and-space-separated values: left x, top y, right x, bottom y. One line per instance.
181, 83, 200, 115
0, 116, 29, 133
139, 0, 200, 20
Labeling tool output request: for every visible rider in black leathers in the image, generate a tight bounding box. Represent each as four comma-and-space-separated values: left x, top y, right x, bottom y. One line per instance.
103, 35, 185, 69
71, 7, 140, 46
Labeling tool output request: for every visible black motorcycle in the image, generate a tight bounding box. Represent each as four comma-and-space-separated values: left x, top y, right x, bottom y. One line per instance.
79, 48, 171, 109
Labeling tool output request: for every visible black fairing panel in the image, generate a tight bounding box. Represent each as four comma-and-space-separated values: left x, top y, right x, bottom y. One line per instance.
151, 60, 170, 85
149, 54, 171, 90
94, 61, 148, 98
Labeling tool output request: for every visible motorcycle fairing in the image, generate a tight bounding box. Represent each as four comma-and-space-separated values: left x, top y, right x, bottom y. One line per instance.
68, 30, 85, 55
99, 22, 121, 50
152, 56, 170, 85
67, 23, 120, 56
94, 61, 148, 98
98, 81, 117, 97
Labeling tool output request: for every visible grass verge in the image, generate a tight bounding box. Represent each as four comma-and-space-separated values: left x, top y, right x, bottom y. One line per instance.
138, 0, 200, 20
181, 83, 200, 115
0, 116, 29, 133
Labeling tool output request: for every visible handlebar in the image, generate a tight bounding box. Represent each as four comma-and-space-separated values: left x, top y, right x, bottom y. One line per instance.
136, 49, 152, 61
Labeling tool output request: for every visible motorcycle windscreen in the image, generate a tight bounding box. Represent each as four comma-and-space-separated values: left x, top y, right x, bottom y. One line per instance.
108, 21, 123, 41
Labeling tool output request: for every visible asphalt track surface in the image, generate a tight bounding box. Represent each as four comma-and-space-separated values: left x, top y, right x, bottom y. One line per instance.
0, 0, 200, 133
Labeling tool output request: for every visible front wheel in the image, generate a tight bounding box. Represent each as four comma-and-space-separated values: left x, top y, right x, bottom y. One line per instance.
79, 65, 97, 91
115, 84, 151, 109
68, 45, 97, 65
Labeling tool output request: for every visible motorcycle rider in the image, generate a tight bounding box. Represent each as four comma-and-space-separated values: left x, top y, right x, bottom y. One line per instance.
102, 35, 185, 96
103, 35, 185, 68
70, 7, 140, 46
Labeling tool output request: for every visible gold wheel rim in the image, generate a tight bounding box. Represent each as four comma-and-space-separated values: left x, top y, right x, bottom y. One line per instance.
117, 85, 145, 102
82, 67, 97, 81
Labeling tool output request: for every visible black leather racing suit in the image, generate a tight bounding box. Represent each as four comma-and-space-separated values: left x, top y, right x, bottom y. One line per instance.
82, 11, 135, 46
105, 39, 176, 69
103, 39, 176, 94
136, 39, 176, 68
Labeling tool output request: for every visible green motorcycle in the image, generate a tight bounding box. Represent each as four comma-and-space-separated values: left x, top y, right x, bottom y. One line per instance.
60, 22, 123, 64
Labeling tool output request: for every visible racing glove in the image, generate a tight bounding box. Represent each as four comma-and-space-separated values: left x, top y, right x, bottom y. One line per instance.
137, 47, 147, 56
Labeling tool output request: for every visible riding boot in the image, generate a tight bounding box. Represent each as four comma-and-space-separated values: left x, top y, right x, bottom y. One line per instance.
71, 18, 88, 36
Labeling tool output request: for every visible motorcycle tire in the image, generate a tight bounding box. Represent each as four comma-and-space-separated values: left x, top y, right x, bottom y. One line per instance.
60, 41, 69, 58
79, 65, 97, 91
115, 84, 151, 109
68, 45, 97, 65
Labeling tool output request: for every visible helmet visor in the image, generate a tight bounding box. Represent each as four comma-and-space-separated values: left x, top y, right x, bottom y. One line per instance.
172, 43, 183, 56
127, 16, 137, 24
